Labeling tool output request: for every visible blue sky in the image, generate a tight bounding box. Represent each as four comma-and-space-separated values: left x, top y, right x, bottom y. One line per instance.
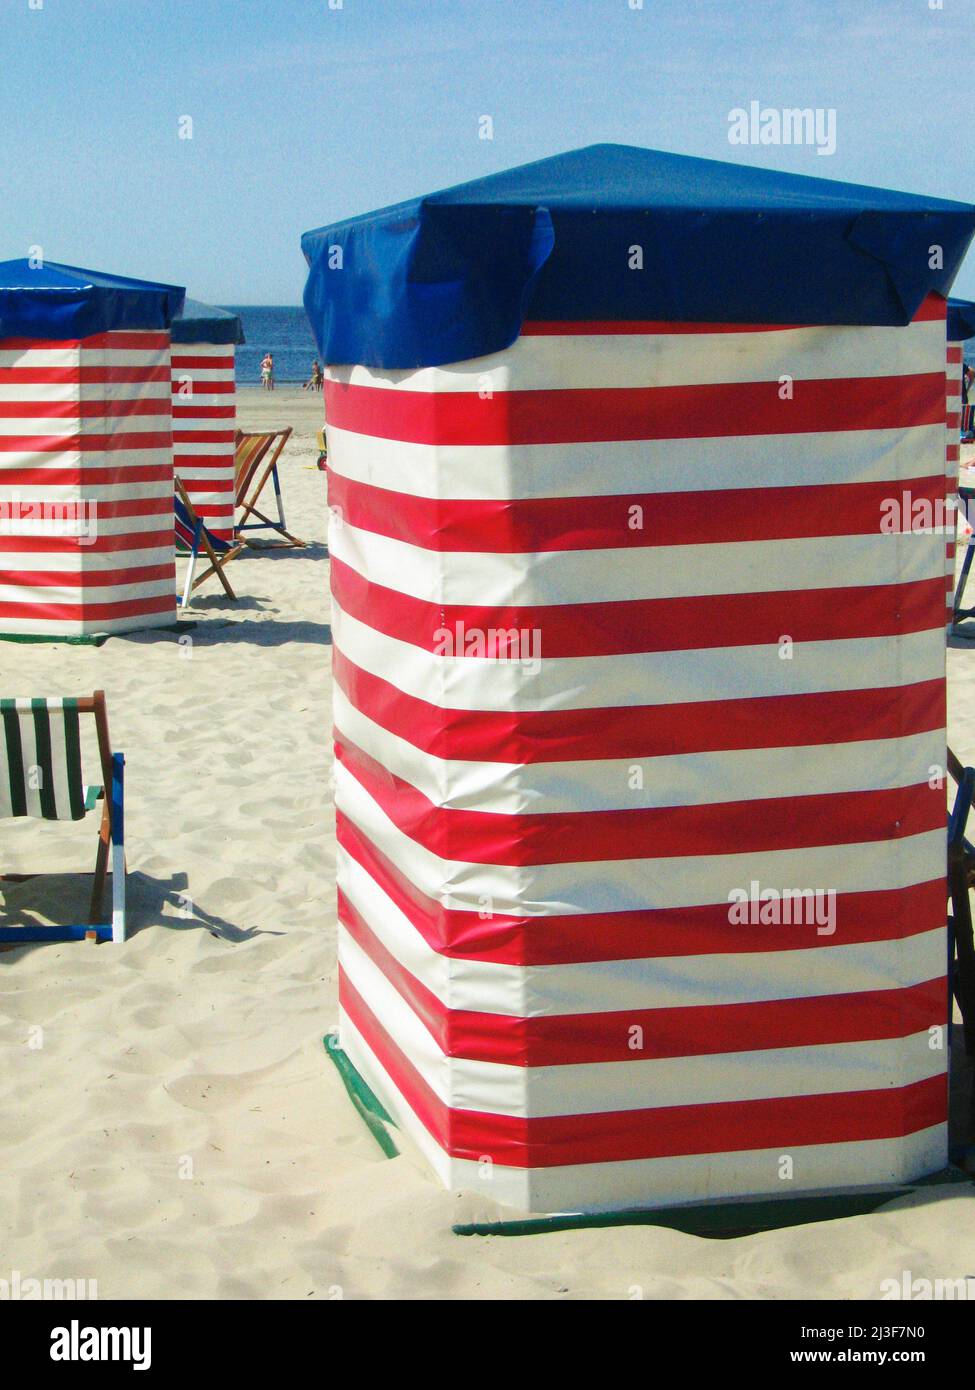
2, 0, 974, 304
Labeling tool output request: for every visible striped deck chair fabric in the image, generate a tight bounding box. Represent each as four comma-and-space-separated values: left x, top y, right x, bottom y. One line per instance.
0, 698, 97, 821
0, 691, 125, 944
174, 480, 242, 606
234, 428, 306, 548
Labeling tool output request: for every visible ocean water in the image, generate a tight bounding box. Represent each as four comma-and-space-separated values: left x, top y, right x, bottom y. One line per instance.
224, 305, 321, 385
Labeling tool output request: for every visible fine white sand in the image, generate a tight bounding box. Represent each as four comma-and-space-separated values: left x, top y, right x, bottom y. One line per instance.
0, 389, 973, 1300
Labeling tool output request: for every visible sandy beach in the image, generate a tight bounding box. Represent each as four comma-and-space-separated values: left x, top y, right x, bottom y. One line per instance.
0, 386, 972, 1300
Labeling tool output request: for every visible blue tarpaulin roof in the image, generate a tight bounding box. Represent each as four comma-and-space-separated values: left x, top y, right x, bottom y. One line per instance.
171, 298, 245, 345
948, 297, 975, 342
301, 143, 975, 369
0, 259, 185, 341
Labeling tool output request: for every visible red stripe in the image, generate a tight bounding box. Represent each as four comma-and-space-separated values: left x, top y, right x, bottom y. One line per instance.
0, 529, 172, 554
0, 432, 172, 454
520, 299, 947, 335
337, 733, 942, 866
172, 430, 235, 445
328, 470, 948, 553
0, 465, 172, 485
170, 354, 235, 370
0, 593, 174, 622
81, 332, 170, 350
172, 405, 236, 419
331, 556, 946, 657
170, 380, 236, 395
0, 332, 169, 350
174, 475, 235, 492
948, 346, 964, 362
520, 319, 803, 335
336, 811, 944, 964
324, 373, 945, 446
333, 649, 945, 764
0, 365, 170, 384
340, 974, 947, 1165
0, 399, 170, 419
0, 564, 173, 589
339, 891, 945, 1065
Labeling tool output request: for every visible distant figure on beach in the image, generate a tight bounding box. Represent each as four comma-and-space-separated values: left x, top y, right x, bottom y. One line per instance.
963, 364, 974, 406
304, 359, 323, 392
260, 352, 274, 391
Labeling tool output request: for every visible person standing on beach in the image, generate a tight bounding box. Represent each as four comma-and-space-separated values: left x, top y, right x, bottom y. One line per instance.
260, 352, 274, 391
304, 358, 323, 391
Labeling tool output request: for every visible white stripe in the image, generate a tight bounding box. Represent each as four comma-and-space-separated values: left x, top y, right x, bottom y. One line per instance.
0, 609, 174, 636
339, 929, 944, 1119
0, 544, 173, 573
324, 318, 946, 393
325, 422, 944, 502
0, 414, 170, 437
330, 515, 944, 607
332, 602, 945, 711
337, 844, 945, 1016
0, 578, 174, 605
333, 686, 944, 815
335, 759, 944, 918
340, 1009, 946, 1213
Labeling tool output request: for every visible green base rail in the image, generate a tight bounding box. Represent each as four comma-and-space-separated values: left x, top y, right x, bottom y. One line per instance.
323, 1034, 974, 1238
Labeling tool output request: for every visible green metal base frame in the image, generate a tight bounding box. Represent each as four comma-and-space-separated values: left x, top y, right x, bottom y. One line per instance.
452, 1168, 973, 1239
323, 1033, 399, 1159
322, 1036, 973, 1239
0, 632, 109, 646
0, 621, 197, 645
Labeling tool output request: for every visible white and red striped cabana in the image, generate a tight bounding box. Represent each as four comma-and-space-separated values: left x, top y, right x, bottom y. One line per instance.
0, 260, 184, 638
171, 300, 243, 543
303, 146, 975, 1214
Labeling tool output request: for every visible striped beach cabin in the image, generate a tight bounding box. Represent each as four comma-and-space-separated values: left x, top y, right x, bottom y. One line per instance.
171, 300, 244, 544
0, 259, 184, 638
303, 145, 975, 1214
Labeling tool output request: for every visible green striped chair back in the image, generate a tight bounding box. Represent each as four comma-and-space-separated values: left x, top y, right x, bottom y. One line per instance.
0, 698, 88, 822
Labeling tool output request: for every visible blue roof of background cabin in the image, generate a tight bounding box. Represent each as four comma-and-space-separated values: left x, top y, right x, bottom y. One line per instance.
171, 298, 245, 346
301, 143, 975, 368
0, 259, 185, 340
948, 298, 975, 342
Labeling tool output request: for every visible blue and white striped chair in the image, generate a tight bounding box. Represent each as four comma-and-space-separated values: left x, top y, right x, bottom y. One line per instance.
175, 477, 244, 608
0, 691, 125, 943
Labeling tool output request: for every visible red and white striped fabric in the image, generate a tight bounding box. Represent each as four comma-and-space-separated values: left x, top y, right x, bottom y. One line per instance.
946, 340, 964, 626
324, 295, 949, 1214
0, 330, 176, 637
171, 342, 236, 542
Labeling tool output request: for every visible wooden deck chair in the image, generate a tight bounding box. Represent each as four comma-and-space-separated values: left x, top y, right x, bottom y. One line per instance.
234, 427, 306, 549
947, 746, 975, 1055
0, 691, 125, 944
951, 487, 975, 631
175, 477, 244, 607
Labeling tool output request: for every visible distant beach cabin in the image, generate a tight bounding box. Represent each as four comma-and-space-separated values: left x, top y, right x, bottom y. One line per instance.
0, 259, 184, 639
302, 144, 975, 1214
171, 300, 244, 544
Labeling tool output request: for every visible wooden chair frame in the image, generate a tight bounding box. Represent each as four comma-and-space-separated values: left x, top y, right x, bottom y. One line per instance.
946, 746, 975, 1054
234, 427, 306, 549
176, 476, 245, 604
